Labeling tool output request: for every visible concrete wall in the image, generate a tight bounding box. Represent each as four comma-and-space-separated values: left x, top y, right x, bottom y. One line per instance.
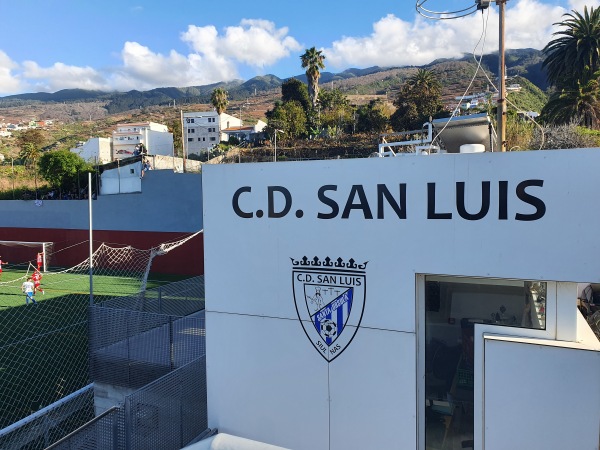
0, 171, 204, 274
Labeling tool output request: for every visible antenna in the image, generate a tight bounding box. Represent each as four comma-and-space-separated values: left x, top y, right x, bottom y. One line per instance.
414, 0, 507, 152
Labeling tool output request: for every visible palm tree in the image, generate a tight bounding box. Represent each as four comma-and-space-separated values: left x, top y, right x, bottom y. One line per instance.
300, 47, 326, 109
19, 142, 41, 193
406, 69, 442, 96
542, 74, 600, 129
211, 88, 229, 114
542, 6, 600, 87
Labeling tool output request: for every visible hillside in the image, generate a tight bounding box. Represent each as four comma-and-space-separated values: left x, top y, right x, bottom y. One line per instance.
0, 48, 547, 119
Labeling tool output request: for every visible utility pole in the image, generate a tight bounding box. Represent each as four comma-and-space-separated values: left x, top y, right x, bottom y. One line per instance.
497, 0, 507, 152
180, 109, 186, 173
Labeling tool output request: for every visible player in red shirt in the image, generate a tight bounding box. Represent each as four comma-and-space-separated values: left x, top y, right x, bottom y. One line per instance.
32, 269, 45, 295
37, 252, 43, 271
0, 256, 6, 278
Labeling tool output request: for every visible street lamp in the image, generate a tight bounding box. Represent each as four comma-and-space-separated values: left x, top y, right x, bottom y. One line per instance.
273, 129, 284, 162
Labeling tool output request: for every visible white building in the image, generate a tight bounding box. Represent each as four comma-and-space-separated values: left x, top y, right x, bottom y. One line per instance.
112, 122, 173, 160
183, 111, 242, 156
201, 148, 600, 450
70, 137, 112, 164
221, 120, 267, 143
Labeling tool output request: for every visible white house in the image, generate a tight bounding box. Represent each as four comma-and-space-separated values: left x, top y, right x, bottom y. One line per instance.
70, 137, 112, 164
112, 122, 173, 160
221, 120, 267, 143
183, 111, 242, 156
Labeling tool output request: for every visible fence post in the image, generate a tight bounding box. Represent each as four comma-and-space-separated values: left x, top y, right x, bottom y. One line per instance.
113, 409, 120, 449
124, 398, 131, 450
169, 318, 175, 371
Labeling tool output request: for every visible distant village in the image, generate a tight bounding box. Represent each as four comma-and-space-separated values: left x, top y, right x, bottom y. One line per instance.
0, 110, 267, 166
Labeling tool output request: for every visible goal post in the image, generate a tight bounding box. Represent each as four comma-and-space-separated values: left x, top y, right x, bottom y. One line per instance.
0, 241, 53, 272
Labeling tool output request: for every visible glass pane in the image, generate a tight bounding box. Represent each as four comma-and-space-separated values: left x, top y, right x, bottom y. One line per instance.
424, 276, 546, 449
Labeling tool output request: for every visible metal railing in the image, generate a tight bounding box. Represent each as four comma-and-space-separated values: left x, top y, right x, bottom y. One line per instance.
48, 356, 207, 450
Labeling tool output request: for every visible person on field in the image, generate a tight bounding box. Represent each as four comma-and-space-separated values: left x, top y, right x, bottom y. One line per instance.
37, 252, 43, 271
21, 278, 37, 305
0, 256, 6, 278
32, 269, 44, 295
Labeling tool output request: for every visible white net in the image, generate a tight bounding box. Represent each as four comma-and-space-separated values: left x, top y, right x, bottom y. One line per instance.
0, 231, 202, 448
0, 241, 53, 272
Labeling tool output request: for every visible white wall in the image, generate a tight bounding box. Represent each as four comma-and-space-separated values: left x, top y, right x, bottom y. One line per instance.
202, 149, 600, 449
147, 130, 173, 156
483, 336, 600, 450
71, 137, 112, 164
100, 164, 141, 195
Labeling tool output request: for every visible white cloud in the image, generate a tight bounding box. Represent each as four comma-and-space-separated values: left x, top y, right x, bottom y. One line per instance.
182, 19, 302, 70
568, 0, 600, 11
20, 61, 109, 92
0, 51, 26, 95
325, 0, 568, 70
109, 41, 238, 91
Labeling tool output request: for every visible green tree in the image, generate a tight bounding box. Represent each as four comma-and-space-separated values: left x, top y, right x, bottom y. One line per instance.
542, 74, 600, 128
19, 143, 41, 169
390, 69, 445, 131
267, 100, 307, 139
356, 99, 392, 133
542, 7, 600, 128
19, 142, 42, 193
542, 7, 600, 88
300, 47, 326, 109
168, 119, 183, 157
319, 89, 353, 133
39, 150, 89, 195
211, 88, 229, 114
281, 78, 311, 112
16, 128, 46, 151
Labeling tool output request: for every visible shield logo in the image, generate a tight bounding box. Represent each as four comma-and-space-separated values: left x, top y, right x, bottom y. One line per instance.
292, 256, 367, 362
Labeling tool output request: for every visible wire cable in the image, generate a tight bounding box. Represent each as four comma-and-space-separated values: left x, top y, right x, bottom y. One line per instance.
429, 8, 491, 151
416, 0, 478, 20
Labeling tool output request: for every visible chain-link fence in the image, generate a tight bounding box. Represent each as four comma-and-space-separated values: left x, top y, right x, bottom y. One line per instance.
48, 356, 207, 450
0, 276, 206, 449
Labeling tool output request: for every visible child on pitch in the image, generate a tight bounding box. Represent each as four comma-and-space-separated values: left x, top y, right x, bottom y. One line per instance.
21, 277, 37, 305
32, 269, 44, 295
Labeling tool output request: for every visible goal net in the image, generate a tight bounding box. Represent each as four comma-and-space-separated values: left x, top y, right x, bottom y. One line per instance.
0, 231, 202, 448
0, 241, 53, 272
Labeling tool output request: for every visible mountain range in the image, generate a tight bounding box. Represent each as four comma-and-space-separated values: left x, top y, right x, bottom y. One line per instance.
0, 48, 547, 115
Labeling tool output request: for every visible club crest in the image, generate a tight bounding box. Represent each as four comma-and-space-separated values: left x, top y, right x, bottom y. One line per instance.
292, 256, 367, 362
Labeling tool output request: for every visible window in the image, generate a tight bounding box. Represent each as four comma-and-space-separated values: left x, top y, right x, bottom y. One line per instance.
203, 137, 206, 141
208, 117, 216, 123
423, 276, 547, 449
188, 129, 195, 133
208, 127, 216, 133
188, 138, 193, 142
186, 118, 195, 123
210, 137, 216, 141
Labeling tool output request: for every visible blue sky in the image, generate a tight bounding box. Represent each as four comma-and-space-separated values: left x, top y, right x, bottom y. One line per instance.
0, 0, 596, 96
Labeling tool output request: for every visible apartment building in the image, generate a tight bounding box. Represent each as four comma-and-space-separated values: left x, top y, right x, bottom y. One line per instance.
183, 111, 241, 156
112, 122, 173, 159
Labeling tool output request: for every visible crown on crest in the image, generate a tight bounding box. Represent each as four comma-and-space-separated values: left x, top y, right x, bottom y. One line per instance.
290, 256, 368, 270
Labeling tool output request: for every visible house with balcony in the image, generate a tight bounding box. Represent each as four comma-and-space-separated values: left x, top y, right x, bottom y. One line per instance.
112, 122, 173, 160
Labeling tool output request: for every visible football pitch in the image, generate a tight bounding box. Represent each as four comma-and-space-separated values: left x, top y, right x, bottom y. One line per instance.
0, 267, 181, 429
0, 267, 168, 309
